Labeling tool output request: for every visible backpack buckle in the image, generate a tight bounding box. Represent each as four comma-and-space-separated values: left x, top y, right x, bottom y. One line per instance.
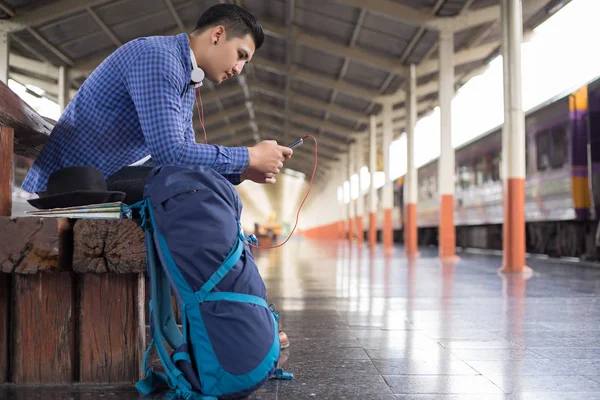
272, 368, 294, 380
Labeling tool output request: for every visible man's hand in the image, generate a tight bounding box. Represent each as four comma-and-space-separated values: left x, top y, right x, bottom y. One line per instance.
247, 140, 293, 175
240, 170, 277, 184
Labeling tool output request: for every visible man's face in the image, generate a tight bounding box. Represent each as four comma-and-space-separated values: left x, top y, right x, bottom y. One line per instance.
205, 28, 255, 84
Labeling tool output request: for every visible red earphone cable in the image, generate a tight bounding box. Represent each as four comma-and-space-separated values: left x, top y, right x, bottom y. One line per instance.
248, 134, 318, 250
193, 87, 318, 249
195, 87, 208, 145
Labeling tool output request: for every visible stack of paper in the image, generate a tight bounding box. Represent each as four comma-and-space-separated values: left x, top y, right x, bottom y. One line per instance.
25, 202, 125, 219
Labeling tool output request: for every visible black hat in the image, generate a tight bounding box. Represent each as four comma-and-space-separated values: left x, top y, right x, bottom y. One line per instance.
106, 166, 154, 205
28, 166, 126, 210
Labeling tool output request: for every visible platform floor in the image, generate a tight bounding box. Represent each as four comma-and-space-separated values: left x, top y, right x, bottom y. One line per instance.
2, 239, 600, 399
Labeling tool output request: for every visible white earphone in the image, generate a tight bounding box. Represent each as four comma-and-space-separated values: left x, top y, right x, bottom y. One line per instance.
190, 49, 204, 87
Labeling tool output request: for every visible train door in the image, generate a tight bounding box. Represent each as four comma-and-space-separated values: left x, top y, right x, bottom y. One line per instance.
587, 80, 600, 219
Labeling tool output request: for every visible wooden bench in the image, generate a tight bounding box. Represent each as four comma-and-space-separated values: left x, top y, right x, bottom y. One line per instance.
0, 80, 148, 385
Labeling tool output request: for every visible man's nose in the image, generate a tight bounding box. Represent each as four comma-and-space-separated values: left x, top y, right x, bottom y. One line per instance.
233, 62, 244, 75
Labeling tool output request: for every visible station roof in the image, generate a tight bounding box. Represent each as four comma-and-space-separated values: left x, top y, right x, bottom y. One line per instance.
2, 0, 569, 180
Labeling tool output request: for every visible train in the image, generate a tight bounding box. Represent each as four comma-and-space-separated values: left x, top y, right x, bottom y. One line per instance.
372, 75, 600, 260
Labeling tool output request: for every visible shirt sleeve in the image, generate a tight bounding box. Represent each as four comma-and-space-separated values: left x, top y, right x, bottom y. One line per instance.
125, 46, 249, 174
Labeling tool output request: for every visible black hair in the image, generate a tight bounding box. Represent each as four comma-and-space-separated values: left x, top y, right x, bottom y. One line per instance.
193, 4, 264, 49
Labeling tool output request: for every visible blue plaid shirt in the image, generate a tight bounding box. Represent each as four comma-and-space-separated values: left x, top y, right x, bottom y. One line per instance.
22, 33, 248, 193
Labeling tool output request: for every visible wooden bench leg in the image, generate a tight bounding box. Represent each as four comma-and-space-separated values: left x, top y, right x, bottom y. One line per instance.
0, 273, 8, 383
78, 273, 144, 383
0, 127, 13, 217
12, 272, 74, 384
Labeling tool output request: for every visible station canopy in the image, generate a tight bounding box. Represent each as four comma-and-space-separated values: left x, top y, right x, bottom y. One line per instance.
1, 0, 568, 181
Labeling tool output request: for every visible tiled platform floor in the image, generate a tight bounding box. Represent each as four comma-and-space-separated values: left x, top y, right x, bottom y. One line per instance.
2, 239, 600, 399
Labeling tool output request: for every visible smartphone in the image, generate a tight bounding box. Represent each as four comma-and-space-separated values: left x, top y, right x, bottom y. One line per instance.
287, 137, 304, 149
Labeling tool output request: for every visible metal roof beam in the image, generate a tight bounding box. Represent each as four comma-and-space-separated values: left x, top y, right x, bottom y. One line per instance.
251, 79, 367, 124
8, 71, 76, 100
256, 105, 362, 140
262, 21, 408, 77
6, 0, 113, 30
417, 41, 499, 77
434, 0, 550, 32
164, 0, 186, 32
337, 0, 439, 30
0, 1, 15, 17
204, 119, 256, 143
86, 6, 122, 47
9, 53, 58, 79
339, 0, 547, 33
253, 56, 379, 102
26, 27, 74, 65
195, 107, 248, 133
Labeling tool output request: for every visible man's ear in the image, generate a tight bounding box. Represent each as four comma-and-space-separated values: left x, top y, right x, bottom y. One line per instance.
211, 25, 226, 43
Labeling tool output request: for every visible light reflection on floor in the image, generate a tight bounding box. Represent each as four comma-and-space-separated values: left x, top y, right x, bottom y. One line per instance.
3, 238, 600, 399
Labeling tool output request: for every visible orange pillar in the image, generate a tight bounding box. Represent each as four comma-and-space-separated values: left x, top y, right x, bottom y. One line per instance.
438, 30, 456, 260
356, 216, 364, 245
383, 209, 393, 249
500, 0, 527, 272
368, 212, 377, 247
404, 204, 418, 256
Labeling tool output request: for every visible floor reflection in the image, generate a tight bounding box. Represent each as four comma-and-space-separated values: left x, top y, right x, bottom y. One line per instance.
4, 239, 600, 399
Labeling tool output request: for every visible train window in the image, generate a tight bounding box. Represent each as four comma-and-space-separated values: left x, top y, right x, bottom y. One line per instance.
536, 131, 550, 171
458, 165, 473, 189
428, 176, 437, 198
419, 179, 429, 200
475, 158, 489, 185
491, 153, 501, 181
551, 125, 567, 168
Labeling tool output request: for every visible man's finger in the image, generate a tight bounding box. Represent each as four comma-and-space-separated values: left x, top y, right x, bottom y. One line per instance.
280, 146, 293, 156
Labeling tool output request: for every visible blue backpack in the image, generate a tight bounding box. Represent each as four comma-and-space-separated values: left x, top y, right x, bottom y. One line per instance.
124, 165, 292, 399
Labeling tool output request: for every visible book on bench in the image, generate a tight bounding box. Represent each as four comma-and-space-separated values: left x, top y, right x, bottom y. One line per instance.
25, 202, 125, 219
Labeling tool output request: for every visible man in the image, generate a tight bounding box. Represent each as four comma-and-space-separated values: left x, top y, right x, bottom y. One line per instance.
22, 3, 292, 193
21, 3, 291, 348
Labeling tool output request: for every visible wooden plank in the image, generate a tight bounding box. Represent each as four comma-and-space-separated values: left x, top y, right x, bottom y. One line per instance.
0, 127, 14, 217
78, 273, 141, 383
12, 272, 74, 384
136, 273, 146, 380
0, 273, 8, 383
72, 219, 145, 273
0, 217, 67, 274
0, 81, 53, 159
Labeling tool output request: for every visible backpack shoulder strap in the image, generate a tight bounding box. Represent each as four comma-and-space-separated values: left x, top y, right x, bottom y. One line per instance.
125, 199, 207, 399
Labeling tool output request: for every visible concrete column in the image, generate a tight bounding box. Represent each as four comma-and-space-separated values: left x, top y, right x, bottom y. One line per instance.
355, 136, 365, 246
58, 66, 69, 113
0, 24, 9, 84
501, 0, 527, 273
404, 64, 419, 258
382, 100, 394, 252
368, 115, 378, 248
347, 146, 355, 242
438, 30, 456, 260
339, 157, 348, 240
